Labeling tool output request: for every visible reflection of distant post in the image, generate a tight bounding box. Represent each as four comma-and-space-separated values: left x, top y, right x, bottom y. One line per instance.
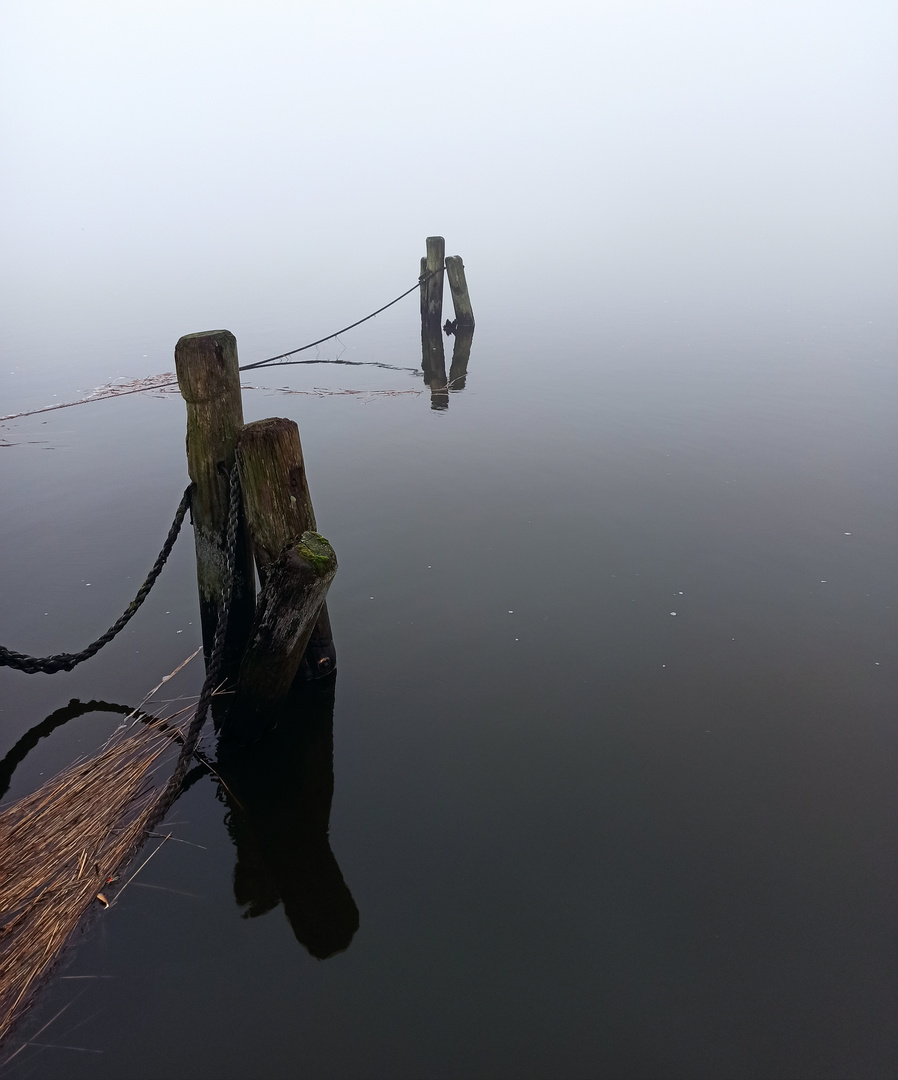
219, 679, 359, 959
445, 256, 475, 330
421, 323, 449, 411
448, 327, 474, 391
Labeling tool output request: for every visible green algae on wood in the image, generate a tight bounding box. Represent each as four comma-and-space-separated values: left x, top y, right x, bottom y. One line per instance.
227, 532, 338, 740
236, 417, 336, 680
235, 417, 317, 576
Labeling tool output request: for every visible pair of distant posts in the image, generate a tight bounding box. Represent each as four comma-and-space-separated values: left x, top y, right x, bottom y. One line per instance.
419, 236, 475, 409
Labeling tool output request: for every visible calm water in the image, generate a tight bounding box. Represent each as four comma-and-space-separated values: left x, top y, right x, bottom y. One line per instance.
1, 267, 896, 1078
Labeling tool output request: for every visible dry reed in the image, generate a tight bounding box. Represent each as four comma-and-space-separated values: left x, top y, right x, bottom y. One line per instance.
0, 655, 203, 1047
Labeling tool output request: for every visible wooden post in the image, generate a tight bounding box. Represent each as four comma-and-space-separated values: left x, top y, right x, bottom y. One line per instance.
445, 255, 475, 329
448, 327, 474, 392
174, 330, 255, 668
227, 533, 337, 740
236, 417, 336, 679
419, 256, 427, 321
422, 236, 445, 332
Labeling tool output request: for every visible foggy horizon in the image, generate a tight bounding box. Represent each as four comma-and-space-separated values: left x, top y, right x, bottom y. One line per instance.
2, 1, 895, 333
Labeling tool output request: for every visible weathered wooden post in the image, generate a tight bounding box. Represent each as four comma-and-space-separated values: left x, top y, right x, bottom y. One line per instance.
174, 330, 255, 669
419, 256, 427, 321
227, 532, 337, 740
445, 255, 475, 329
448, 327, 474, 392
422, 236, 445, 332
235, 416, 337, 681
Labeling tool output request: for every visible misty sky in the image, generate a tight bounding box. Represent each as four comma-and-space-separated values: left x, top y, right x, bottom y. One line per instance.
1, 1, 895, 327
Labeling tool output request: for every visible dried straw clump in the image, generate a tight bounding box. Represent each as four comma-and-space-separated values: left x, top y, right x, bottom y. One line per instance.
0, 707, 189, 1046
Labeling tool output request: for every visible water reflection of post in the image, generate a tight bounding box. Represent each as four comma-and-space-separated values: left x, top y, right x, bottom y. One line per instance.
448, 327, 474, 392
218, 679, 359, 959
421, 325, 449, 411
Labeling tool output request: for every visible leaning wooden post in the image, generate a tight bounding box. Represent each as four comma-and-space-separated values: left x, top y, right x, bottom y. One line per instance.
236, 417, 336, 679
174, 330, 255, 669
445, 256, 475, 329
226, 533, 337, 742
423, 236, 445, 332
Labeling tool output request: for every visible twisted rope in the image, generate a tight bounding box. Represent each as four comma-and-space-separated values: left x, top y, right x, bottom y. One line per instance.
153, 463, 241, 810
0, 486, 193, 675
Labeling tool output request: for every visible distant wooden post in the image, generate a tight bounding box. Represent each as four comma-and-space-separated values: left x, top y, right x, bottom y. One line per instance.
236, 417, 336, 680
174, 330, 255, 668
422, 236, 445, 331
445, 256, 475, 329
419, 256, 427, 321
227, 533, 337, 741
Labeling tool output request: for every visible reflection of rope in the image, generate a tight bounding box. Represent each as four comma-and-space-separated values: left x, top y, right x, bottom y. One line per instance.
1, 270, 443, 421
0, 485, 192, 674
0, 699, 196, 801
0, 700, 131, 799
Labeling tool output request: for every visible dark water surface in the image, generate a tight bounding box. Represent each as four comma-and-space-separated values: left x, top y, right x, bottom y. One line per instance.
1, 279, 896, 1078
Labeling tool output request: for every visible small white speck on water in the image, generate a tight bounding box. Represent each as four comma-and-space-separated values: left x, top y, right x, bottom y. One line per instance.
508, 610, 513, 614
44, 612, 48, 616
844, 532, 851, 535
820, 581, 827, 584
427, 565, 431, 569
176, 630, 183, 634
515, 638, 519, 641
670, 612, 677, 616
875, 662, 880, 666
85, 583, 91, 586
678, 591, 683, 595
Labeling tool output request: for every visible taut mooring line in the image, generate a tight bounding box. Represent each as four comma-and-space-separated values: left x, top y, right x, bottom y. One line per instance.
1, 269, 444, 422
240, 272, 438, 371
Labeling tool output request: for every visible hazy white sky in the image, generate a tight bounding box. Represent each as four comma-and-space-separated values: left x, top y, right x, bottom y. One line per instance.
1, 0, 895, 320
